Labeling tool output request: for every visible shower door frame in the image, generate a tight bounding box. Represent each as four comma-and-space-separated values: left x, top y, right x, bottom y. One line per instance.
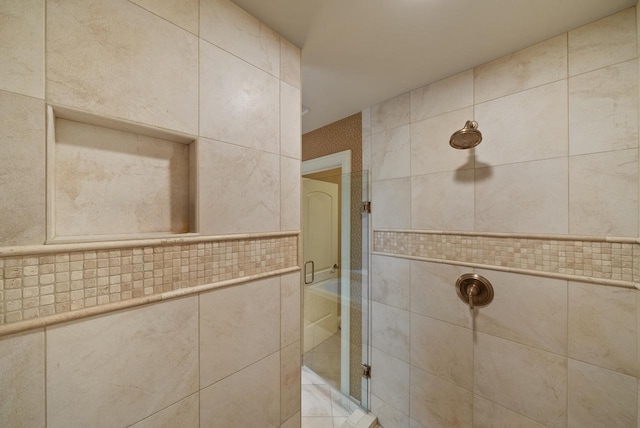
302, 149, 352, 396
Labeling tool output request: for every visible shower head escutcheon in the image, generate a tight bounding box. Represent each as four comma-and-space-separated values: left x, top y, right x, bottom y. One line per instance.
449, 120, 482, 150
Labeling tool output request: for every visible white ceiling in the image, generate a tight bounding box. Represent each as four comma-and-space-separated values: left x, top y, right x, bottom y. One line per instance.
232, 0, 637, 133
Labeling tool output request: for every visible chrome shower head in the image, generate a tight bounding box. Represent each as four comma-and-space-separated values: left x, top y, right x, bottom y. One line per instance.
449, 120, 482, 150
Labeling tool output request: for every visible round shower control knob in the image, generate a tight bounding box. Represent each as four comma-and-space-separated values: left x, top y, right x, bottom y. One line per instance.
455, 273, 494, 309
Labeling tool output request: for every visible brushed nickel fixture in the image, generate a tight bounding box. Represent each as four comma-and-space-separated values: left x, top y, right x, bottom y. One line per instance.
455, 273, 494, 309
449, 120, 482, 149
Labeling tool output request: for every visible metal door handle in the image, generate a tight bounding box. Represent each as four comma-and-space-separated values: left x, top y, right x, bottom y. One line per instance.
331, 263, 339, 273
304, 260, 315, 284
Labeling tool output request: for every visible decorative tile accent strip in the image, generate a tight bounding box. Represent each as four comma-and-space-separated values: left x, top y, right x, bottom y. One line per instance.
0, 234, 298, 326
374, 230, 638, 287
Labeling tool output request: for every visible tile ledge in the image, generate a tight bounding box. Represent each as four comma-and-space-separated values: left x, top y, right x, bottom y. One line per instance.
0, 266, 300, 338
0, 231, 300, 257
372, 251, 638, 290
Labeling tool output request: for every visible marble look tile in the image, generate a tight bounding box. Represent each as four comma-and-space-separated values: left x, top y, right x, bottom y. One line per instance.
474, 269, 568, 355
371, 255, 410, 310
569, 7, 637, 76
474, 80, 568, 166
0, 330, 44, 428
372, 124, 411, 180
411, 170, 475, 231
200, 0, 280, 75
281, 82, 302, 159
410, 261, 472, 329
47, 297, 199, 428
371, 394, 410, 428
568, 282, 637, 376
371, 178, 411, 229
372, 302, 410, 362
0, 0, 44, 98
47, 0, 198, 134
411, 107, 475, 176
568, 359, 637, 428
362, 108, 371, 137
302, 384, 333, 417
410, 419, 426, 428
410, 366, 473, 428
301, 417, 334, 428
411, 70, 473, 123
475, 158, 568, 234
362, 135, 372, 172
200, 41, 279, 152
569, 149, 638, 237
411, 314, 473, 391
474, 333, 567, 428
330, 390, 351, 417
281, 38, 301, 89
130, 393, 199, 428
200, 351, 280, 428
371, 348, 410, 414
281, 412, 301, 428
198, 138, 280, 234
281, 272, 301, 348
473, 395, 545, 428
281, 156, 301, 231
0, 91, 45, 246
302, 366, 326, 385
130, 0, 198, 34
281, 341, 301, 423
474, 35, 567, 103
371, 93, 411, 135
569, 60, 638, 155
200, 277, 280, 387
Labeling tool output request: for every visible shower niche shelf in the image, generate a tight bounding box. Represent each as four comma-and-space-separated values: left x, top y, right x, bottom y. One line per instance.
46, 105, 199, 244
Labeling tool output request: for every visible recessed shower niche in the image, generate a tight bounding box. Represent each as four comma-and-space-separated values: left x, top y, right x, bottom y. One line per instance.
46, 106, 198, 243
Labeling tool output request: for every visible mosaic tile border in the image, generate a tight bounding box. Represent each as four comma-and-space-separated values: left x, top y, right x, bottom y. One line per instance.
373, 229, 639, 289
0, 233, 299, 335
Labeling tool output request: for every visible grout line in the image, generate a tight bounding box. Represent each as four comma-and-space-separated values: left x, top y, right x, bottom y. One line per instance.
126, 0, 198, 37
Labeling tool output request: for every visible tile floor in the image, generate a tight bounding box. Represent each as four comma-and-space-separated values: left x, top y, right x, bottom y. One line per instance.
303, 332, 341, 389
302, 366, 352, 428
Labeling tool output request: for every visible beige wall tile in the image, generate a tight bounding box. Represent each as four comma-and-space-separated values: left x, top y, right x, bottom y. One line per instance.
0, 91, 45, 246
281, 412, 301, 428
568, 359, 637, 428
198, 138, 280, 235
474, 269, 568, 355
411, 170, 474, 231
199, 41, 279, 153
371, 394, 410, 427
371, 255, 410, 310
130, 393, 199, 428
569, 149, 638, 237
410, 366, 473, 428
200, 0, 280, 76
371, 93, 411, 135
281, 82, 302, 159
569, 7, 637, 76
371, 178, 411, 229
372, 124, 411, 180
410, 70, 473, 123
281, 156, 301, 231
281, 341, 301, 423
475, 158, 568, 234
568, 282, 637, 376
569, 60, 638, 155
0, 330, 44, 428
362, 108, 372, 137
200, 351, 280, 428
474, 333, 567, 428
362, 135, 372, 172
281, 272, 301, 348
473, 395, 546, 428
47, 0, 198, 134
281, 38, 301, 89
410, 261, 472, 329
411, 314, 473, 391
410, 419, 426, 428
129, 0, 198, 34
474, 35, 567, 103
371, 348, 410, 414
372, 301, 410, 362
0, 0, 44, 98
47, 297, 199, 428
474, 80, 568, 166
199, 277, 280, 387
411, 107, 475, 176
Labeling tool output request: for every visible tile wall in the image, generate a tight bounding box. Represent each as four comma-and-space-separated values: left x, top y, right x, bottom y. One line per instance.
0, 0, 301, 426
363, 7, 640, 427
